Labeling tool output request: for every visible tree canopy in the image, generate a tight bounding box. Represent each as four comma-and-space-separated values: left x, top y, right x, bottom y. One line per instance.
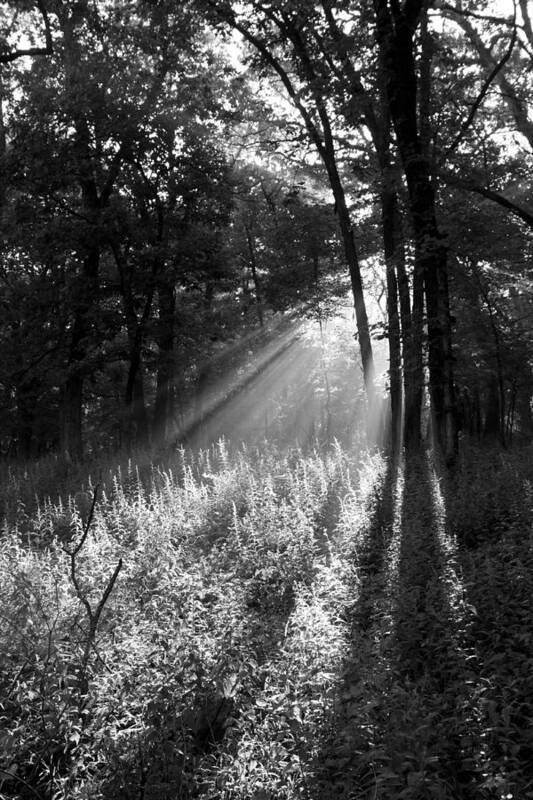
0, 0, 531, 459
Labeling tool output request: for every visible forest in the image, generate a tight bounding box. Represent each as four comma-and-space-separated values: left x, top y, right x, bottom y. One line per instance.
0, 0, 532, 798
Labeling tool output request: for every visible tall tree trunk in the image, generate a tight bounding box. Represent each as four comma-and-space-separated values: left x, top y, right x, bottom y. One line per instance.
328, 181, 375, 398
518, 387, 532, 435
153, 283, 175, 442
15, 383, 37, 459
407, 258, 425, 447
279, 12, 376, 399
375, 30, 422, 452
382, 187, 423, 453
113, 244, 153, 448
423, 235, 456, 460
380, 186, 403, 452
57, 7, 102, 461
245, 225, 264, 328
484, 376, 501, 439
60, 371, 83, 462
227, 13, 375, 399
124, 330, 150, 448
374, 0, 457, 464
472, 262, 506, 445
59, 245, 99, 461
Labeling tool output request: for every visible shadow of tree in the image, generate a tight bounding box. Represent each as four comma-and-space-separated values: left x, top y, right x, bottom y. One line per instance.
308, 451, 496, 800
443, 457, 533, 799
307, 453, 400, 798
389, 453, 482, 798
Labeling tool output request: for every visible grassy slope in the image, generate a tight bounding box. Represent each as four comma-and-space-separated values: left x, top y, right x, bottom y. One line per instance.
1, 441, 533, 799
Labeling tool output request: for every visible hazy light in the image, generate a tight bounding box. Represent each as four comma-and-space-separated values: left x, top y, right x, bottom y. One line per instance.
159, 310, 390, 454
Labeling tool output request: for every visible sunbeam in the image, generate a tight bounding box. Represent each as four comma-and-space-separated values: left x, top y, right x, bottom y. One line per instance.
157, 309, 390, 455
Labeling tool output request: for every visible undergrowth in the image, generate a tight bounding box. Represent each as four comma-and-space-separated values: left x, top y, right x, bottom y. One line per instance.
0, 441, 532, 799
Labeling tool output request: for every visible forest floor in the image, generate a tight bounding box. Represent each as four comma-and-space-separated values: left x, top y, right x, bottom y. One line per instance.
1, 440, 533, 799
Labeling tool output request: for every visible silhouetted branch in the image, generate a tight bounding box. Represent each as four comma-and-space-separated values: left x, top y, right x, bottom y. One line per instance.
441, 172, 533, 229
0, 1, 53, 64
63, 486, 123, 682
436, 2, 520, 28
441, 22, 518, 163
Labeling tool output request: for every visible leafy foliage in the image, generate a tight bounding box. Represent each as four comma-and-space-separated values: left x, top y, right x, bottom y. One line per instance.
2, 442, 533, 798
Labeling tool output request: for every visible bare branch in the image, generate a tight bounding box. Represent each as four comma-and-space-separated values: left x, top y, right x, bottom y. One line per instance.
62, 485, 123, 686
71, 484, 100, 559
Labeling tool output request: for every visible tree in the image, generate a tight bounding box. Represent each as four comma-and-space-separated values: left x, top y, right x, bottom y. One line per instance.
204, 0, 377, 403
0, 1, 237, 455
372, 0, 457, 464
0, 1, 53, 64
1, 0, 532, 459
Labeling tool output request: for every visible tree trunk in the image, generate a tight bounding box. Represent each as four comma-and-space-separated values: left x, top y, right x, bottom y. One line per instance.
422, 235, 456, 461
124, 330, 150, 448
116, 254, 152, 448
517, 388, 532, 435
484, 376, 501, 439
374, 1, 457, 464
375, 26, 422, 453
405, 260, 424, 449
245, 226, 264, 328
331, 178, 375, 397
381, 186, 403, 453
15, 384, 36, 459
59, 234, 100, 459
472, 262, 506, 445
60, 371, 83, 462
224, 10, 375, 402
153, 283, 176, 442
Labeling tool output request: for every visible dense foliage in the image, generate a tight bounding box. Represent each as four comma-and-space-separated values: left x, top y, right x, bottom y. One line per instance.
0, 0, 531, 458
2, 442, 533, 798
1, 2, 533, 798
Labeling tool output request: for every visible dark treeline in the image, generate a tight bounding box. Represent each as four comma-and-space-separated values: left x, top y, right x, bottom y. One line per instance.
0, 0, 531, 461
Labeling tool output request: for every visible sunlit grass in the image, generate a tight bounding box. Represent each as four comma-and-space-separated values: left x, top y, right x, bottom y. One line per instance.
2, 429, 533, 798
0, 439, 374, 799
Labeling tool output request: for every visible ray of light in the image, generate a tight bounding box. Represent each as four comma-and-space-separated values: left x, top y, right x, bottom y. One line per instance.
160, 309, 388, 455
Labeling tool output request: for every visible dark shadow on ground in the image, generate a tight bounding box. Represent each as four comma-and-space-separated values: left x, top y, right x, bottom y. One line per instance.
390, 453, 482, 798
308, 453, 400, 798
442, 453, 533, 799
308, 451, 507, 800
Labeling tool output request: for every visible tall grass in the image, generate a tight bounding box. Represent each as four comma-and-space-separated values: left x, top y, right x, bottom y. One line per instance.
0, 440, 375, 800
2, 440, 533, 799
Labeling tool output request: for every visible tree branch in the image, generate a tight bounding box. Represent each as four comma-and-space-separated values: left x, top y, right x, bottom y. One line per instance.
442, 172, 533, 229
519, 0, 533, 47
440, 22, 518, 164
319, 0, 381, 147
437, 2, 520, 28
0, 0, 53, 64
206, 1, 327, 160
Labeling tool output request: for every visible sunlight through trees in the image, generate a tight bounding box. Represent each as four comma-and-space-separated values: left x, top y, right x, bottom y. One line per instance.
0, 1, 532, 798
